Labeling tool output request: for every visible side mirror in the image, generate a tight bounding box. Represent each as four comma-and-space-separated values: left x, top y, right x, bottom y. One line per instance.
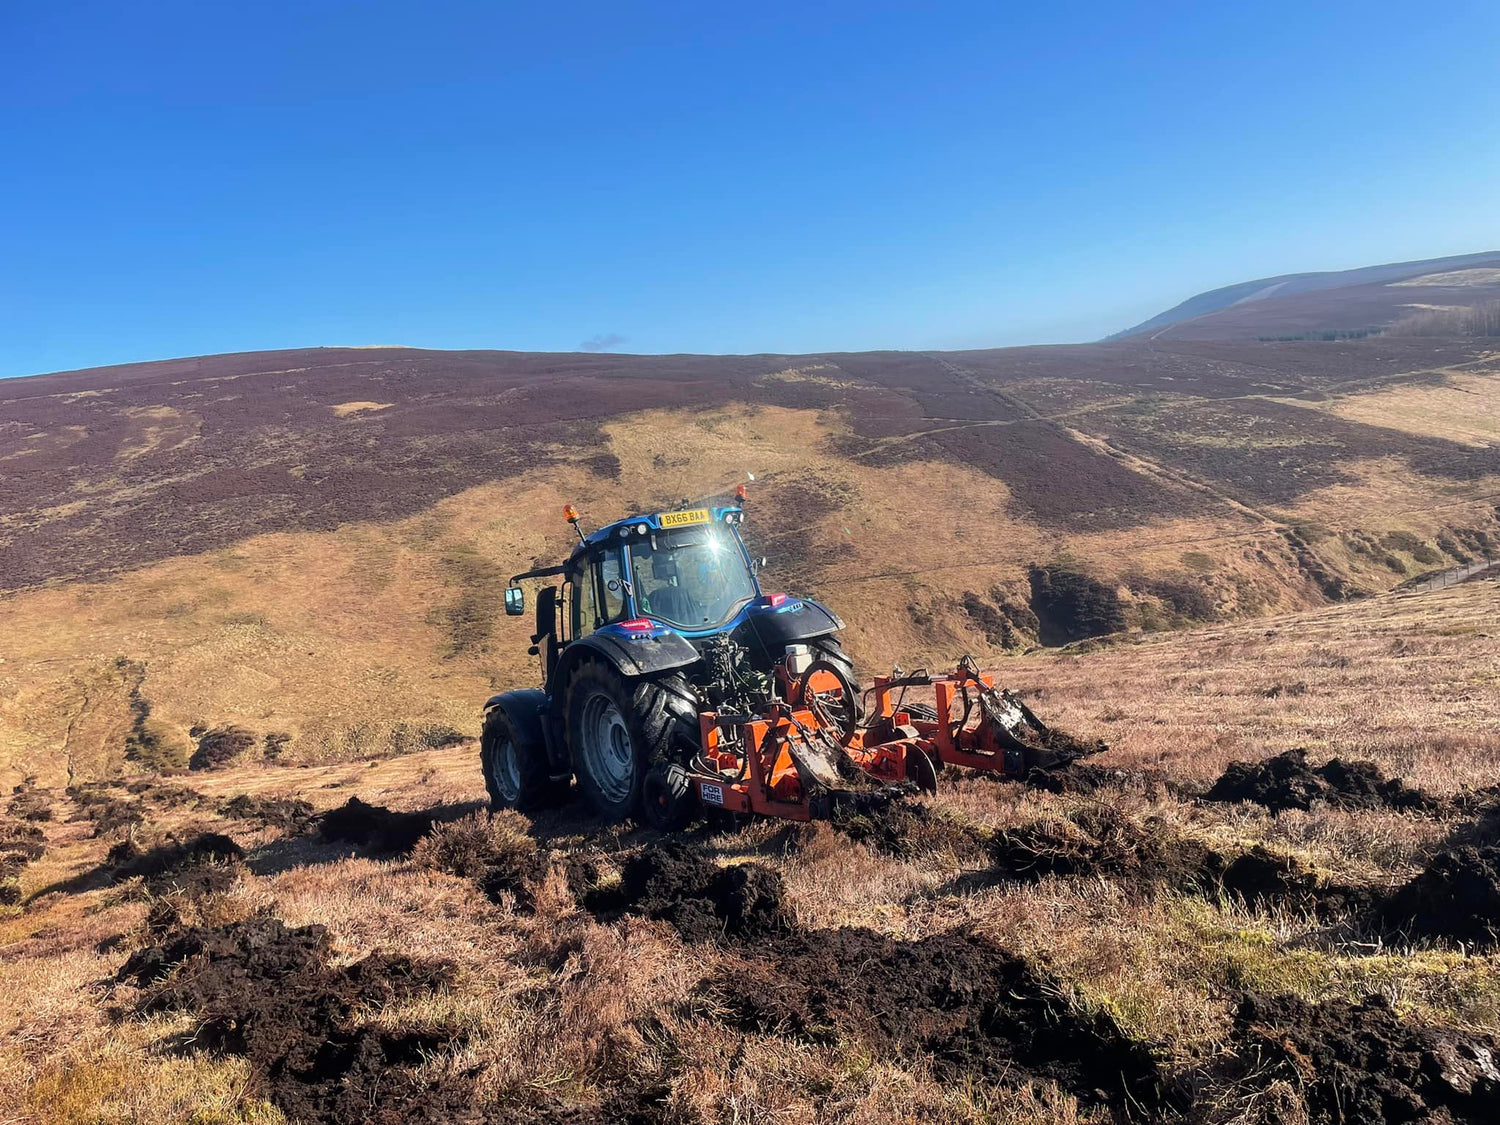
504, 586, 525, 616
753, 556, 768, 573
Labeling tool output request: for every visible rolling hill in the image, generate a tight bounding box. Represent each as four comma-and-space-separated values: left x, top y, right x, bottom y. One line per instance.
4, 275, 1500, 1125
1, 331, 1497, 786
1112, 250, 1500, 341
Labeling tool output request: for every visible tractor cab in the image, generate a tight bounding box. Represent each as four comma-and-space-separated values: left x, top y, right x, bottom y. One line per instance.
505, 503, 784, 673
572, 506, 760, 633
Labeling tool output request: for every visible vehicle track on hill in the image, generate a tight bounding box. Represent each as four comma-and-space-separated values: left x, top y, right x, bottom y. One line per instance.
849, 352, 1500, 456
922, 355, 1302, 538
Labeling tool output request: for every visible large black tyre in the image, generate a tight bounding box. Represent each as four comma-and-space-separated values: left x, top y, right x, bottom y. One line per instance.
564, 659, 699, 824
641, 761, 695, 832
481, 707, 568, 812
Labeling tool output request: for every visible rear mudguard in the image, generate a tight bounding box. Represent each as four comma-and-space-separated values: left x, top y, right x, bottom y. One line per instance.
559, 630, 701, 680
731, 597, 845, 666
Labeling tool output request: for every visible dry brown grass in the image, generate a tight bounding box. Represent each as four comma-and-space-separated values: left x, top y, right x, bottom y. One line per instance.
12, 398, 1487, 790
1275, 371, 1500, 448
328, 400, 393, 417
1004, 581, 1500, 792
2, 580, 1496, 1122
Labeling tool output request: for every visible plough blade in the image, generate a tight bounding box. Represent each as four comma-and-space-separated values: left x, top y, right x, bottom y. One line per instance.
853, 659, 1104, 784
683, 658, 1099, 825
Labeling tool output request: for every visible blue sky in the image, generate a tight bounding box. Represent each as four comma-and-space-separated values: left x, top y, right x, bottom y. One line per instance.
3, 1, 1499, 378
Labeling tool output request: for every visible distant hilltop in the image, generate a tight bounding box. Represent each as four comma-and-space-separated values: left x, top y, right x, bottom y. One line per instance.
1112, 251, 1500, 342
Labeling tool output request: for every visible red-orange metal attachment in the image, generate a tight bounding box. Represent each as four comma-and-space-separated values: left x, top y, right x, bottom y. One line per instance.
688, 707, 825, 820
683, 663, 1049, 823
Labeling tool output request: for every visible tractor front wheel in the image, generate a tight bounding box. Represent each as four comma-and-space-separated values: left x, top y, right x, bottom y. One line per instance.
481, 707, 567, 812
564, 659, 699, 824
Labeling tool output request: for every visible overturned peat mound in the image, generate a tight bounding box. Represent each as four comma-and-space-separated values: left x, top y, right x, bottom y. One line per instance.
704, 927, 1177, 1115
411, 810, 602, 913
1206, 748, 1441, 813
1217, 845, 1379, 918
218, 792, 316, 834
67, 783, 146, 836
318, 796, 471, 855
8, 782, 54, 822
1228, 993, 1500, 1124
990, 806, 1222, 894
988, 809, 1385, 920
117, 916, 467, 1125
0, 819, 46, 905
829, 798, 985, 860
587, 841, 794, 943
106, 832, 245, 897
1024, 761, 1196, 801
1381, 844, 1500, 947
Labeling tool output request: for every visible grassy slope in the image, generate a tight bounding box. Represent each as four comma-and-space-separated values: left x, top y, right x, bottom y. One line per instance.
4, 353, 1500, 786
2, 579, 1495, 1123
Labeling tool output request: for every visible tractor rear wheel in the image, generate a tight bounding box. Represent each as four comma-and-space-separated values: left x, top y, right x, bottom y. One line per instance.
564, 659, 699, 824
481, 707, 567, 812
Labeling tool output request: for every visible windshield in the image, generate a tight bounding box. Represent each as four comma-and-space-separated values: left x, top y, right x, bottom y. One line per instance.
629, 523, 757, 629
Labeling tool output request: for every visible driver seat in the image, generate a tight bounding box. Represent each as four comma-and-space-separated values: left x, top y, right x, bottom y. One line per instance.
644, 584, 696, 624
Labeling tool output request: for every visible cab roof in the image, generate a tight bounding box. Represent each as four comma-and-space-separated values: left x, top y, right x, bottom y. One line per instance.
570, 505, 745, 559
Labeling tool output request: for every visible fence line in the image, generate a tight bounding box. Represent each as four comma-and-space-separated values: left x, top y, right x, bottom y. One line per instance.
1399, 555, 1500, 595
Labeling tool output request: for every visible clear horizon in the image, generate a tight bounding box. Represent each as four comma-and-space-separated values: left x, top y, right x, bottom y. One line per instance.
4, 0, 1500, 379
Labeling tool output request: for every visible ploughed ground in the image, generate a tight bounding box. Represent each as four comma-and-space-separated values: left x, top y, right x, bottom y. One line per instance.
5, 585, 1500, 1124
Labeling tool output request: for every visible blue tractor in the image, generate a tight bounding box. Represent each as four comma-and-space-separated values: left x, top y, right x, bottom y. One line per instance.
481, 497, 859, 829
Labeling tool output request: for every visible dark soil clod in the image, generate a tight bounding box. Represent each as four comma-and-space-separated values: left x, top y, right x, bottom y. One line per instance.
106, 832, 245, 897
1025, 762, 1122, 795
189, 725, 258, 771
1381, 844, 1500, 947
118, 916, 466, 1125
593, 842, 793, 943
1024, 725, 1110, 769
1219, 845, 1380, 918
1206, 748, 1441, 813
990, 805, 1222, 894
985, 810, 1391, 923
219, 793, 316, 834
830, 797, 982, 859
8, 784, 54, 822
703, 926, 1178, 1114
125, 781, 208, 808
1229, 992, 1500, 1124
318, 797, 455, 855
68, 785, 147, 836
0, 815, 46, 900
0, 817, 47, 897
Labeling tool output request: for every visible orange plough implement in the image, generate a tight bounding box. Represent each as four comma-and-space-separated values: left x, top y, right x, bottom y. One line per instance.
685, 657, 1094, 822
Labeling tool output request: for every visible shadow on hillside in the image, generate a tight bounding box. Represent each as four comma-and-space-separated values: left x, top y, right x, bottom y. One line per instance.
242, 834, 364, 877
245, 796, 492, 875
26, 865, 115, 903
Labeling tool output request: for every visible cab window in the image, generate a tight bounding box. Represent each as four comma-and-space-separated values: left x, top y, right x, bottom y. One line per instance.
572, 564, 597, 637
571, 547, 626, 637
598, 549, 626, 622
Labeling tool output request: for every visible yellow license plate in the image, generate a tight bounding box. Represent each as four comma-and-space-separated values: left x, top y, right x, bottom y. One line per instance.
659, 508, 710, 528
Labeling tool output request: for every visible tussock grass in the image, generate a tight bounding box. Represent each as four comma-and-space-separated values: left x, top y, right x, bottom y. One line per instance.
1, 582, 1497, 1121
